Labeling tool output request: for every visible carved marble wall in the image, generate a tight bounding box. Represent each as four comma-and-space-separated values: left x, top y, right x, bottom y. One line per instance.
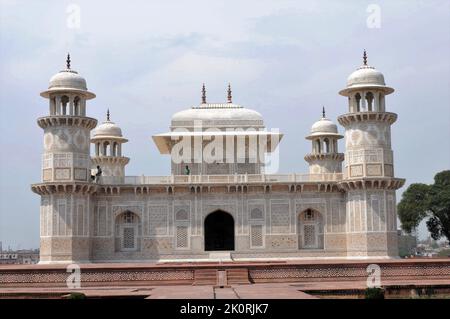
85, 191, 354, 261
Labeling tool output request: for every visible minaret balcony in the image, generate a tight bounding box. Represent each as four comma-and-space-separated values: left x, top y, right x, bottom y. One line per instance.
37, 115, 97, 130
337, 111, 397, 126
304, 153, 344, 162
91, 156, 130, 165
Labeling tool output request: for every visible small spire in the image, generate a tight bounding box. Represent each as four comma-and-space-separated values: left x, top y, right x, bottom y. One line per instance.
201, 83, 207, 104
363, 50, 368, 66
106, 109, 110, 121
322, 106, 326, 118
66, 53, 71, 69
227, 83, 232, 103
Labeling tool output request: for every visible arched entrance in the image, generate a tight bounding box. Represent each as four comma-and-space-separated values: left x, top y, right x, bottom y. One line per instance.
204, 210, 235, 251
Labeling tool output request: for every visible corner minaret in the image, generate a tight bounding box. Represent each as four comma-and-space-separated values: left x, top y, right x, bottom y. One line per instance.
32, 54, 98, 263
91, 110, 129, 178
338, 51, 405, 258
305, 107, 344, 174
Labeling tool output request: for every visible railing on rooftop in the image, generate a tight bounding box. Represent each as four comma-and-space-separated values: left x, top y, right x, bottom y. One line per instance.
98, 173, 343, 185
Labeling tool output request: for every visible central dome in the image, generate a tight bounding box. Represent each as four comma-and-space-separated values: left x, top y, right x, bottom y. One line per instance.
171, 103, 264, 129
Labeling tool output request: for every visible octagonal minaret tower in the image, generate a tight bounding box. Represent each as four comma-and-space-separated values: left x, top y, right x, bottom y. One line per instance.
91, 109, 129, 178
32, 54, 97, 263
337, 51, 405, 258
305, 107, 344, 174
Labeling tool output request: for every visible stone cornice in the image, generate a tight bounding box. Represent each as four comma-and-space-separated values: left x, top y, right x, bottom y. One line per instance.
96, 181, 344, 195
337, 112, 397, 126
37, 116, 97, 130
31, 182, 98, 195
304, 153, 344, 162
338, 177, 405, 191
91, 156, 130, 165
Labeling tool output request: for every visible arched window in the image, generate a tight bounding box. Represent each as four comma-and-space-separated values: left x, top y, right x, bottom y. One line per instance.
73, 96, 80, 115
315, 139, 321, 154
366, 92, 374, 111
355, 93, 361, 112
113, 142, 119, 157
250, 208, 263, 220
174, 209, 190, 249
61, 95, 69, 115
175, 209, 189, 221
50, 97, 56, 115
103, 141, 110, 156
297, 209, 324, 249
115, 211, 141, 252
323, 138, 330, 153
379, 93, 384, 112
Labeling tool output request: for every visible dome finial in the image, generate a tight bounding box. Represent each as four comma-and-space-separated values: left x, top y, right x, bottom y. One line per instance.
66, 53, 71, 69
201, 83, 207, 104
322, 106, 326, 118
227, 83, 232, 103
106, 109, 110, 121
363, 50, 368, 66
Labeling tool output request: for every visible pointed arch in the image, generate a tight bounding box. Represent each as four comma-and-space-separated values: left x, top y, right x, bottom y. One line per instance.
204, 210, 235, 251
355, 93, 361, 112
61, 95, 69, 115
315, 139, 321, 154
379, 93, 385, 112
366, 92, 374, 111
323, 138, 330, 153
73, 96, 80, 115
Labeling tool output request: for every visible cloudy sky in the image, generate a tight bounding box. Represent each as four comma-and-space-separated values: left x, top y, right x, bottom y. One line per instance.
0, 0, 449, 249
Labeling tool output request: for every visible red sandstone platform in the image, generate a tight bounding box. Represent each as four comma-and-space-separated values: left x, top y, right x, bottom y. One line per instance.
0, 258, 449, 298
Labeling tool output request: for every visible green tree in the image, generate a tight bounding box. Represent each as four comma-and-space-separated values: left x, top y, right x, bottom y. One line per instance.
67, 292, 86, 299
398, 170, 450, 241
365, 287, 385, 299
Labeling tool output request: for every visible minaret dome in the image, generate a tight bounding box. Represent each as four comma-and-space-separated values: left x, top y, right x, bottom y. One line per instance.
338, 51, 393, 113
40, 53, 95, 99
304, 108, 344, 174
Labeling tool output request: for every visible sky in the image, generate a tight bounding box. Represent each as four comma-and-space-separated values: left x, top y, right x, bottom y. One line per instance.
0, 0, 449, 250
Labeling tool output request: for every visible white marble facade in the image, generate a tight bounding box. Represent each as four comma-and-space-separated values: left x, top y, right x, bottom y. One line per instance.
32, 52, 405, 263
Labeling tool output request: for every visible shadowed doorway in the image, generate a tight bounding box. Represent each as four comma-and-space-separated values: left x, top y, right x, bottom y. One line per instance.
204, 210, 235, 251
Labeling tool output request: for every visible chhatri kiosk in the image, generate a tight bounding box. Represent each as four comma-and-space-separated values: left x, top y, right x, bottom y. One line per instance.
32, 52, 404, 264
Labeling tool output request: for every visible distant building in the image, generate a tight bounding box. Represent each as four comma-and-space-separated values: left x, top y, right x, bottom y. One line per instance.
0, 253, 18, 264
0, 250, 39, 264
